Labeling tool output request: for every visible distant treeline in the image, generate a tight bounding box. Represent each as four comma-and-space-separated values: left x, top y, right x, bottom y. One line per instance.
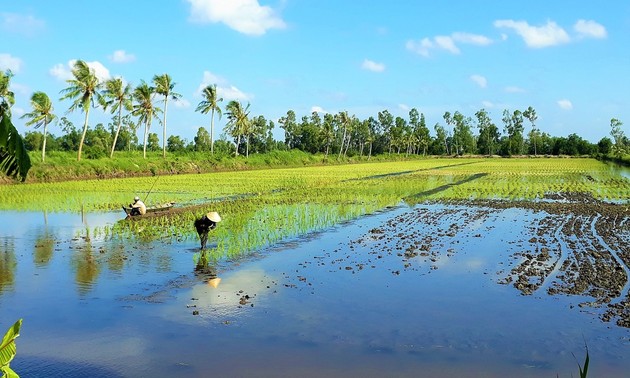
22, 108, 626, 160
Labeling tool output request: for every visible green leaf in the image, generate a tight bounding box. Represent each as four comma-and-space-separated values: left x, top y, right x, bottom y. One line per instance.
1, 365, 20, 378
0, 319, 22, 374
0, 113, 31, 181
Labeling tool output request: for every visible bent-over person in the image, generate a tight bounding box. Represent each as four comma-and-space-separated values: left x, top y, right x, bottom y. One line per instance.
130, 196, 146, 216
194, 211, 221, 249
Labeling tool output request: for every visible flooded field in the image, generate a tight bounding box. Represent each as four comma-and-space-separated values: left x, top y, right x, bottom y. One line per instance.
1, 159, 629, 377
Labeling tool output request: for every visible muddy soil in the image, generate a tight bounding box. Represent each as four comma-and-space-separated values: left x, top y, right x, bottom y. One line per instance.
350, 192, 630, 328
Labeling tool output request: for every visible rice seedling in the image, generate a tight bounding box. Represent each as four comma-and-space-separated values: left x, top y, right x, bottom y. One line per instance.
2, 158, 629, 266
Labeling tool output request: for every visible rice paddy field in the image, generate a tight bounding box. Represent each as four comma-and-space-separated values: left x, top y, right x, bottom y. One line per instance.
1, 157, 629, 377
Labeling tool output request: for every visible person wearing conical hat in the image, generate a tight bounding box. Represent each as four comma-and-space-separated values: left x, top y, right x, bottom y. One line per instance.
194, 211, 221, 250
129, 196, 146, 216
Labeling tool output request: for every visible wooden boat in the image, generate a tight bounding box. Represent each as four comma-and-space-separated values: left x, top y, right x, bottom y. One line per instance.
122, 202, 175, 217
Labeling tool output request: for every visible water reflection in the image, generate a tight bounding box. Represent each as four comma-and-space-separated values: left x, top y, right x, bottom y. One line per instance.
0, 237, 16, 294
34, 230, 55, 268
72, 237, 101, 295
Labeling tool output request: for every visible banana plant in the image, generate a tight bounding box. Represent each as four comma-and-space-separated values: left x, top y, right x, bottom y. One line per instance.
0, 319, 22, 378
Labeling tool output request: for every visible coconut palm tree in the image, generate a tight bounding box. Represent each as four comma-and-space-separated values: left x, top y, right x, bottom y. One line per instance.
224, 100, 250, 156
195, 84, 223, 154
59, 60, 102, 161
100, 77, 132, 158
153, 74, 181, 158
132, 81, 161, 159
0, 69, 31, 181
21, 92, 57, 162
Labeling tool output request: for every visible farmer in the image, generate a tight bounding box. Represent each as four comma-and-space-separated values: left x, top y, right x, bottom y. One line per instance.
129, 196, 147, 216
194, 211, 221, 249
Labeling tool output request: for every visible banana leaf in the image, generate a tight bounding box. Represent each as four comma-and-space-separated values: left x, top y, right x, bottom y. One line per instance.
0, 113, 31, 182
0, 319, 22, 378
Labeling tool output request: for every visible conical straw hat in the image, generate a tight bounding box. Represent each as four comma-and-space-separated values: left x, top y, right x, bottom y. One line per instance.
208, 277, 221, 288
206, 211, 221, 222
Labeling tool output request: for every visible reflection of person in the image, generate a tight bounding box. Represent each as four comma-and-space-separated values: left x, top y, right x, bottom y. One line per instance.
194, 211, 221, 249
129, 196, 146, 216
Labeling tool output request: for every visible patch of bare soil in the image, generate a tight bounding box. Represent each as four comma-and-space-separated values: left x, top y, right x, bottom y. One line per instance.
351, 192, 630, 328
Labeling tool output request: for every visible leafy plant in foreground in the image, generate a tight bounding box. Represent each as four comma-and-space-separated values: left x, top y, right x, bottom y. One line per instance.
0, 319, 22, 378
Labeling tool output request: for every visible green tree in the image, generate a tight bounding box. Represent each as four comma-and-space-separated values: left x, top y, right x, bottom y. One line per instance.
194, 127, 211, 151
522, 106, 538, 155
147, 132, 160, 151
153, 74, 182, 158
321, 113, 335, 158
100, 77, 132, 158
59, 60, 102, 161
224, 100, 250, 156
433, 123, 448, 155
610, 118, 626, 158
378, 110, 394, 153
443, 111, 454, 154
167, 135, 186, 152
0, 70, 31, 181
195, 84, 223, 154
475, 108, 495, 155
132, 81, 161, 158
278, 110, 298, 149
21, 91, 57, 162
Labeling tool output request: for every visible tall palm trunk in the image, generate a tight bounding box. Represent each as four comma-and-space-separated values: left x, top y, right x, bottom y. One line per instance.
162, 98, 168, 158
77, 109, 91, 161
338, 125, 347, 160
42, 121, 48, 162
210, 108, 215, 154
110, 105, 123, 158
143, 118, 151, 159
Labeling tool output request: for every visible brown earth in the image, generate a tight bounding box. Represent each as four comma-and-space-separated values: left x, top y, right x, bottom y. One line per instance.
349, 192, 630, 328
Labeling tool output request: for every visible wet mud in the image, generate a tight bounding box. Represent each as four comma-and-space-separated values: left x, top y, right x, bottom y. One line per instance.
346, 192, 630, 328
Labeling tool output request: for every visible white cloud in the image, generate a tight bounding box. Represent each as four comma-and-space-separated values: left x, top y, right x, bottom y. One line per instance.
470, 74, 487, 88
406, 38, 433, 57
557, 99, 573, 110
574, 19, 607, 39
434, 35, 459, 54
407, 32, 492, 57
49, 60, 111, 82
186, 0, 286, 36
452, 32, 493, 46
361, 59, 385, 72
505, 86, 526, 93
49, 63, 73, 81
110, 50, 136, 63
173, 98, 191, 109
311, 106, 327, 114
1, 12, 45, 36
481, 100, 494, 108
9, 82, 29, 96
494, 19, 570, 48
398, 104, 410, 112
0, 53, 22, 72
12, 106, 25, 117
196, 70, 250, 101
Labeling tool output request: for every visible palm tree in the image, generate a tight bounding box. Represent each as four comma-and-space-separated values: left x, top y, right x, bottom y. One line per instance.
21, 92, 57, 162
59, 60, 102, 161
0, 69, 31, 181
195, 84, 223, 154
153, 74, 181, 158
224, 100, 250, 156
100, 78, 132, 158
132, 81, 161, 159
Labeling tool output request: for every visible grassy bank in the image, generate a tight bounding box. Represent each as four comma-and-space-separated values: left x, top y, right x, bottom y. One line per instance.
6, 150, 423, 184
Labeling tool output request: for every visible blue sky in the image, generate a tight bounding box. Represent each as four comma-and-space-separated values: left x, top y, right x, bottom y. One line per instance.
2, 0, 629, 144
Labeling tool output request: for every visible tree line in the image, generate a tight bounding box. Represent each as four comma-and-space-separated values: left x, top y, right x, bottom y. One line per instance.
4, 61, 630, 166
